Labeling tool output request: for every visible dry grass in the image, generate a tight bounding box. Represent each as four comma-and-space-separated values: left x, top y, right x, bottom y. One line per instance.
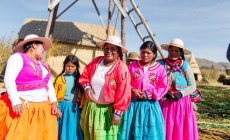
196, 84, 230, 140
0, 34, 14, 78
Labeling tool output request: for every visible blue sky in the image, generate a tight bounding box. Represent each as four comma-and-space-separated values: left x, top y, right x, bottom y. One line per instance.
1, 0, 230, 62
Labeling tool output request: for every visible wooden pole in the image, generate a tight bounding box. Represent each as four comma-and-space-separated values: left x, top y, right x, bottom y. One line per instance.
121, 0, 126, 62
44, 0, 59, 61
106, 0, 113, 38
45, 0, 59, 39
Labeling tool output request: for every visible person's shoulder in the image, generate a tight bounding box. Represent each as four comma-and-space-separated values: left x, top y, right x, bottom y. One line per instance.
181, 60, 190, 70
117, 59, 128, 67
128, 60, 138, 67
182, 60, 189, 66
92, 56, 103, 63
8, 52, 22, 60
55, 74, 65, 84
156, 59, 165, 64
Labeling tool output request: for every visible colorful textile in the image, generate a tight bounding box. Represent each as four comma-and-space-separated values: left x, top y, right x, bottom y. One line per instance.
80, 101, 118, 140
159, 96, 198, 140
16, 53, 50, 91
0, 94, 57, 140
118, 61, 167, 140
58, 101, 83, 140
128, 61, 168, 100
54, 75, 86, 108
4, 52, 57, 106
0, 94, 8, 140
158, 58, 199, 140
79, 56, 131, 116
118, 100, 165, 140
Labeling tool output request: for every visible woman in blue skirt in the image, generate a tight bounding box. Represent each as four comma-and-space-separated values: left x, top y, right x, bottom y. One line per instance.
118, 41, 168, 140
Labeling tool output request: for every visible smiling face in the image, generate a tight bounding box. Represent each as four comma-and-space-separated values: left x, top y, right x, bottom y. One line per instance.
103, 43, 119, 65
168, 46, 181, 60
168, 46, 181, 61
33, 43, 45, 60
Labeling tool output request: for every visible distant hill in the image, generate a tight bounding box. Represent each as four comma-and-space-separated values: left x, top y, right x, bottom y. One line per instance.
196, 58, 230, 71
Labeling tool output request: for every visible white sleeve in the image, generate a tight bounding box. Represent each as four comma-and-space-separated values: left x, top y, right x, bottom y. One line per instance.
4, 53, 23, 106
47, 79, 57, 103
182, 65, 197, 96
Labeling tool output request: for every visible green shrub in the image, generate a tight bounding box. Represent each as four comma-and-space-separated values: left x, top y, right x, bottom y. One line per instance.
217, 74, 226, 83
201, 68, 220, 81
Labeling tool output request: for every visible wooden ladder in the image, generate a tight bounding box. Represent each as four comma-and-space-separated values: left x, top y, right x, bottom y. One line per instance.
125, 0, 164, 58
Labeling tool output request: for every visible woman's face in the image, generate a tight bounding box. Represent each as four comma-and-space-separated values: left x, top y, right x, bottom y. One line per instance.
168, 46, 181, 61
34, 43, 45, 60
103, 43, 119, 63
140, 48, 155, 65
65, 62, 77, 74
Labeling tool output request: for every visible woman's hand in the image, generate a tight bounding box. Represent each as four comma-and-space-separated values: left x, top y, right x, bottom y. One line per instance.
56, 108, 62, 118
85, 88, 93, 100
112, 115, 121, 125
171, 92, 183, 101
132, 89, 144, 99
12, 104, 23, 115
51, 102, 58, 115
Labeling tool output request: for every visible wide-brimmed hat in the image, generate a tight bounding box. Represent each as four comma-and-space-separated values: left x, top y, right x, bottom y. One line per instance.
126, 52, 140, 60
161, 38, 191, 55
15, 34, 52, 52
97, 35, 128, 53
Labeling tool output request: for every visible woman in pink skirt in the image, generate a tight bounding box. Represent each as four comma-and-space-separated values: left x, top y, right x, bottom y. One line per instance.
158, 38, 199, 140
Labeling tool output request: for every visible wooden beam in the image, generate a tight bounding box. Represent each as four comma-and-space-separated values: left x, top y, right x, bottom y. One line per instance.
121, 0, 126, 62
112, 0, 127, 17
45, 0, 59, 39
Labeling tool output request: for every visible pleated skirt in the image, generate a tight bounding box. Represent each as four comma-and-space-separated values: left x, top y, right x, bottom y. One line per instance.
58, 101, 83, 140
80, 101, 118, 140
0, 94, 57, 140
159, 96, 199, 140
118, 100, 165, 140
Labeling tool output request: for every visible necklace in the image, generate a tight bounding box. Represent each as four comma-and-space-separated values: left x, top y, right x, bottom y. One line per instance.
26, 54, 39, 76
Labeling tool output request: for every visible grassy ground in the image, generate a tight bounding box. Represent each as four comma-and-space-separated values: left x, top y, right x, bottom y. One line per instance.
196, 84, 230, 140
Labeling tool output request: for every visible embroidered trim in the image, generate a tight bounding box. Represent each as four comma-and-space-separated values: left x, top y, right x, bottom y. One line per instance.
114, 109, 123, 117
17, 83, 48, 90
83, 84, 91, 90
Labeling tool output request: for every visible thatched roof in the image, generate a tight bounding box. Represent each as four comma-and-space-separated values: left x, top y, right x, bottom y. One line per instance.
189, 53, 202, 74
17, 18, 118, 47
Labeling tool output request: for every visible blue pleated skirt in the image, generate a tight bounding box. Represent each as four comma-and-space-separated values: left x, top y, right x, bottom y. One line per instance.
58, 101, 83, 140
118, 100, 165, 140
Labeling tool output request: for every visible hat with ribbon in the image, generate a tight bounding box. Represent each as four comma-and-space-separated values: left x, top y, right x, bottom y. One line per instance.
15, 34, 52, 52
161, 38, 191, 55
97, 35, 128, 53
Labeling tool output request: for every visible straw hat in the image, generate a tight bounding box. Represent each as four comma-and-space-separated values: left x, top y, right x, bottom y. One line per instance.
126, 52, 140, 60
97, 35, 128, 53
161, 38, 191, 55
15, 34, 52, 52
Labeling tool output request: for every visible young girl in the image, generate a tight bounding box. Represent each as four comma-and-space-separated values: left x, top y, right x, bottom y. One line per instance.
54, 55, 85, 140
118, 41, 168, 140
